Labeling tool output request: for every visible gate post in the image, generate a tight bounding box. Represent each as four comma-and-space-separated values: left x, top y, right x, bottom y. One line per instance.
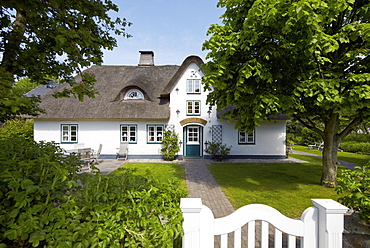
180, 198, 203, 248
312, 199, 348, 248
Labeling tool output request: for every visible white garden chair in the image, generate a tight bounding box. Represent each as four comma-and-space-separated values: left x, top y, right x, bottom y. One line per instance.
116, 142, 128, 160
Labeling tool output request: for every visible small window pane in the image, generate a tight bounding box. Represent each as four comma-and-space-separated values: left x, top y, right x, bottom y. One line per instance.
194, 80, 200, 93
187, 102, 193, 114
187, 80, 193, 93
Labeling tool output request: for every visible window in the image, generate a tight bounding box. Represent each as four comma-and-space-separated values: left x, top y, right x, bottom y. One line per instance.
187, 100, 200, 115
238, 130, 255, 144
187, 79, 201, 93
124, 89, 144, 100
61, 124, 78, 143
147, 125, 164, 143
121, 125, 137, 143
187, 126, 199, 144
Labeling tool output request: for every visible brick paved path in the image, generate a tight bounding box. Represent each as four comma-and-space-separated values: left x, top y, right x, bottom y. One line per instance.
179, 158, 235, 218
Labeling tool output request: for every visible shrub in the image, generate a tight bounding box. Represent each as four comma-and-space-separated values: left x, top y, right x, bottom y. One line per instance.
343, 134, 370, 143
0, 137, 187, 247
161, 130, 180, 160
339, 141, 370, 154
301, 127, 322, 146
204, 142, 232, 161
0, 118, 34, 140
286, 133, 302, 145
336, 163, 370, 224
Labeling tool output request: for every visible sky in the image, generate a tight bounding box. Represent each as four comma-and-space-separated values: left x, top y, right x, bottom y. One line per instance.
102, 0, 225, 66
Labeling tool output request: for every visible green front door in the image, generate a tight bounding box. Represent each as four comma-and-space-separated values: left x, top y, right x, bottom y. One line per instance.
184, 125, 202, 158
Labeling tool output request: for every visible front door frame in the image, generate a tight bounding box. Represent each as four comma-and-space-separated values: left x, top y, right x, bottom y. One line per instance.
183, 125, 203, 158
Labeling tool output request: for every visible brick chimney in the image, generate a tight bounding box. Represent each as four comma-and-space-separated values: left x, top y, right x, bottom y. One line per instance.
138, 51, 154, 66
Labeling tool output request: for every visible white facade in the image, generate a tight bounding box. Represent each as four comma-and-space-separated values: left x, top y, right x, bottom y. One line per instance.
34, 59, 287, 159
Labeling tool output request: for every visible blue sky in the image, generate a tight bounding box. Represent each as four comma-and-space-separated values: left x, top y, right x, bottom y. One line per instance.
102, 0, 224, 65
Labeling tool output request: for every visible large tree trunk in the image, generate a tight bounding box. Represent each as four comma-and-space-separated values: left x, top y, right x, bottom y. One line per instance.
320, 113, 341, 186
321, 136, 340, 186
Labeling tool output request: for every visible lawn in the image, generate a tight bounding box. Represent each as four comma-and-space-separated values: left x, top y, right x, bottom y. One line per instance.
207, 155, 339, 218
293, 144, 370, 166
111, 162, 186, 187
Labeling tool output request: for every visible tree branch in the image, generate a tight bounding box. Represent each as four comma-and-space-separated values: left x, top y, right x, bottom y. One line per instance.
1, 9, 27, 74
293, 114, 325, 138
338, 116, 363, 141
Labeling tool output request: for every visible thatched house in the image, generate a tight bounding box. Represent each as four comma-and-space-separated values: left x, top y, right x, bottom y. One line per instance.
34, 51, 287, 159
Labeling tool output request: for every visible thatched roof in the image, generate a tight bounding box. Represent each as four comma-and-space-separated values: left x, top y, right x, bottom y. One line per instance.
37, 64, 181, 119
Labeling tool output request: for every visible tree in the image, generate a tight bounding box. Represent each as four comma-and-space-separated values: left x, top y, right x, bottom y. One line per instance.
202, 0, 370, 185
0, 0, 131, 119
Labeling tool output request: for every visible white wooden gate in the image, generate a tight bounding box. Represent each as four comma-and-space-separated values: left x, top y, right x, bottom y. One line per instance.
181, 198, 348, 248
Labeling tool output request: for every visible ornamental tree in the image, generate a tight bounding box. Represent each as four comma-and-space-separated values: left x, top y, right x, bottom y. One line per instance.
0, 0, 131, 119
203, 0, 370, 185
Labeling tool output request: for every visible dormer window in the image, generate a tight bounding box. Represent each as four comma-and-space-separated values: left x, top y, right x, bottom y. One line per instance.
124, 89, 144, 100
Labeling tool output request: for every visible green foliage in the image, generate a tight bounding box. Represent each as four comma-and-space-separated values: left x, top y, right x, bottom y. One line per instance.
0, 118, 34, 140
301, 127, 322, 146
0, 69, 43, 121
343, 134, 370, 143
13, 77, 39, 95
161, 130, 181, 161
204, 142, 232, 161
336, 163, 370, 223
340, 142, 370, 154
340, 134, 370, 154
0, 137, 186, 247
286, 133, 302, 145
1, 0, 131, 119
203, 0, 370, 184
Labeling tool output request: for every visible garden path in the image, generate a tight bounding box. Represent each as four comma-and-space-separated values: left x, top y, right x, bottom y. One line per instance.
291, 150, 359, 170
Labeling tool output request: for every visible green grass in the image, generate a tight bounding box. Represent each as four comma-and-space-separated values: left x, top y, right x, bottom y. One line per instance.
294, 144, 370, 166
111, 163, 186, 187
207, 155, 339, 218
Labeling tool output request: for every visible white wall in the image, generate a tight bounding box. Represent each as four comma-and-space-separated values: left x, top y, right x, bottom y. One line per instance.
34, 120, 166, 156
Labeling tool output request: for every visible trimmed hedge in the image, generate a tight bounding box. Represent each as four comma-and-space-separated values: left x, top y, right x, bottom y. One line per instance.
343, 134, 370, 143
340, 134, 370, 154
339, 141, 370, 154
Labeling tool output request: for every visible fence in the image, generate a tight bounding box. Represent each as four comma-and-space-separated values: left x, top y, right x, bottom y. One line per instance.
181, 198, 348, 248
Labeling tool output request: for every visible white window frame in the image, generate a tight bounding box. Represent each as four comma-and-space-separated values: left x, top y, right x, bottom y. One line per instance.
61, 124, 78, 143
238, 130, 255, 144
120, 124, 137, 143
124, 89, 144, 100
187, 100, 201, 116
147, 125, 164, 143
187, 126, 200, 145
187, 79, 201, 94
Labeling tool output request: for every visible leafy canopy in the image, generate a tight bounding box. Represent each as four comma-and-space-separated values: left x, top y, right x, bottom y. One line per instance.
0, 0, 131, 119
203, 0, 370, 133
